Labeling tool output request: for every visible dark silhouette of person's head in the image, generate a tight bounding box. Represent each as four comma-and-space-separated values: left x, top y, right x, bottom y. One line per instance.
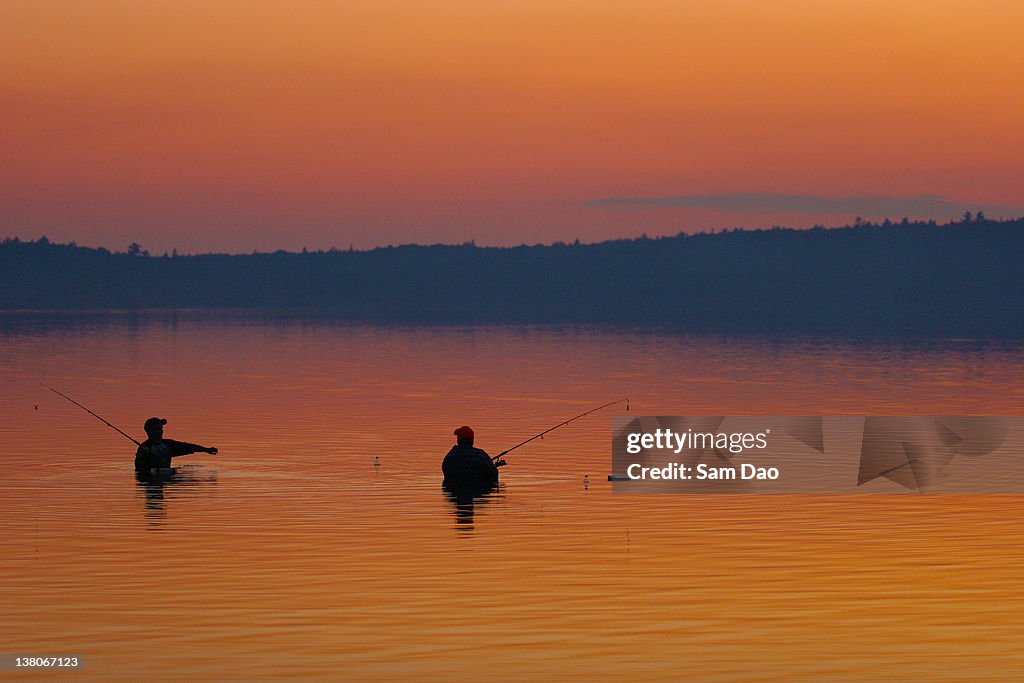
144, 417, 167, 441
454, 425, 474, 446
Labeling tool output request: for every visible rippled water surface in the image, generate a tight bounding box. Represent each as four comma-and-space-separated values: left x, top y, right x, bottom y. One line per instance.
1, 313, 1023, 680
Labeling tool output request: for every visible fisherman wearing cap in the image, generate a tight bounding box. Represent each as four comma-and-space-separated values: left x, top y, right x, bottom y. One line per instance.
442, 426, 502, 486
134, 417, 218, 472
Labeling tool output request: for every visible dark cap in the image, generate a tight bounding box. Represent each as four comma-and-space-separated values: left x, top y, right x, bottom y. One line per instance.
454, 425, 474, 440
144, 417, 167, 433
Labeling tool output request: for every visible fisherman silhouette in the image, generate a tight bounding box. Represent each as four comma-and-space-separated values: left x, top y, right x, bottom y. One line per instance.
442, 426, 503, 487
134, 417, 218, 472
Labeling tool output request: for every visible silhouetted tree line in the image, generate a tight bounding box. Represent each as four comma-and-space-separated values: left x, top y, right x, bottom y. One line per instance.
2, 216, 1023, 335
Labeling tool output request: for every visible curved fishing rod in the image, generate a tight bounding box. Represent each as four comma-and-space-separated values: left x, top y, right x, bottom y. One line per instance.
493, 398, 629, 460
40, 383, 145, 449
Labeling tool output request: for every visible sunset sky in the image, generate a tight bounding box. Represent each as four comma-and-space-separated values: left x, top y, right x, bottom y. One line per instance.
3, 1, 1022, 253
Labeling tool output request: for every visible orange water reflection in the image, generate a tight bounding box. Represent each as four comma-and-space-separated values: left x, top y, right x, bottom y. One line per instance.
1, 314, 1022, 680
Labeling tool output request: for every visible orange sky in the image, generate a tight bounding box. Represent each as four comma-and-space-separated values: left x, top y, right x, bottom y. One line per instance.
3, 1, 1022, 252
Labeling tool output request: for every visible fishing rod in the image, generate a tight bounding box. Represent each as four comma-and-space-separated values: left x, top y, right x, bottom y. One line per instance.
493, 398, 629, 461
40, 383, 147, 450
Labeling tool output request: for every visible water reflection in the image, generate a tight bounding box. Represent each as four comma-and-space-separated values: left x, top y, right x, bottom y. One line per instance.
134, 465, 218, 528
4, 316, 1024, 680
441, 482, 504, 532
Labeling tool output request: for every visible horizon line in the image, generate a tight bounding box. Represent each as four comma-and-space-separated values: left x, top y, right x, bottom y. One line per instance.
3, 212, 1020, 257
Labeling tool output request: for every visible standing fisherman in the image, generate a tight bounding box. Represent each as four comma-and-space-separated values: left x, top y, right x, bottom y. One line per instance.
40, 385, 219, 474
440, 399, 629, 486
134, 417, 218, 472
442, 426, 503, 486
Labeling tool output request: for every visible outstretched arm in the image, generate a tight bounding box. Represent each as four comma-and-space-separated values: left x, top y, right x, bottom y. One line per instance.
167, 440, 218, 458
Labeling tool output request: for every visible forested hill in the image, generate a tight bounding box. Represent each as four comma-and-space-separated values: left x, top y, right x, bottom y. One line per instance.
2, 217, 1023, 335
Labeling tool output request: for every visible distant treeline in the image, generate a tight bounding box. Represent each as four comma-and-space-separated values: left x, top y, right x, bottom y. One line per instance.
3, 216, 1023, 335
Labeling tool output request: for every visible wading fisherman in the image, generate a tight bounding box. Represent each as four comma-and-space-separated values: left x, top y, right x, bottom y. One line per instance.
442, 426, 503, 486
134, 417, 218, 472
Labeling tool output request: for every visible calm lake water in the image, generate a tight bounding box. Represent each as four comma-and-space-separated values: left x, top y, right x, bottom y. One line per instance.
1, 312, 1023, 681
